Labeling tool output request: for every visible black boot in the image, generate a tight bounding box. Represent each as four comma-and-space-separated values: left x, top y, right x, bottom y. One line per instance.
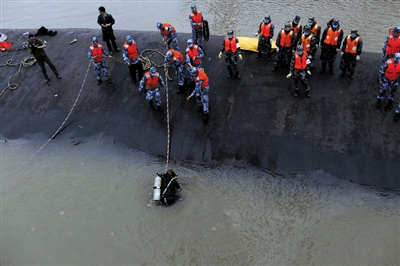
294, 88, 299, 98
305, 89, 311, 98
388, 100, 393, 110
375, 99, 381, 108
177, 85, 184, 94
157, 106, 163, 112
339, 71, 345, 78
97, 79, 102, 85
197, 105, 203, 113
349, 72, 354, 80
149, 101, 156, 110
236, 72, 242, 79
272, 64, 278, 72
227, 69, 233, 78
202, 113, 209, 123
256, 52, 261, 59
329, 68, 334, 75
394, 113, 399, 122
320, 67, 326, 74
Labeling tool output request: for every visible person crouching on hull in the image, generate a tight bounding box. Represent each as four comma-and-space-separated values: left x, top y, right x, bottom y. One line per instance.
160, 170, 181, 206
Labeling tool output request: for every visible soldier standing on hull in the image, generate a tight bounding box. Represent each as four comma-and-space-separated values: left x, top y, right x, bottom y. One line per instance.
122, 35, 143, 85
290, 15, 302, 44
138, 67, 165, 112
376, 53, 400, 112
298, 25, 318, 69
164, 49, 186, 93
339, 29, 363, 80
219, 30, 243, 79
189, 4, 204, 47
287, 45, 311, 98
320, 18, 344, 75
272, 22, 296, 72
255, 14, 274, 59
88, 37, 112, 85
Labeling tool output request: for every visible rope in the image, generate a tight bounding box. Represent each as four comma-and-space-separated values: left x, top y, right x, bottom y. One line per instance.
0, 56, 36, 97
165, 75, 171, 172
31, 59, 92, 157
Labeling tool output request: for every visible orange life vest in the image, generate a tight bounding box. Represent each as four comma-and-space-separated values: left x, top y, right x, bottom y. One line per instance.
194, 68, 209, 89
310, 23, 319, 36
190, 11, 203, 28
144, 72, 160, 90
290, 22, 301, 35
384, 59, 400, 81
160, 22, 176, 37
279, 29, 293, 48
344, 35, 360, 54
169, 49, 184, 64
294, 52, 308, 70
123, 41, 138, 60
186, 45, 202, 65
260, 22, 272, 37
90, 44, 105, 62
385, 35, 400, 55
224, 36, 238, 52
300, 34, 313, 52
323, 27, 341, 46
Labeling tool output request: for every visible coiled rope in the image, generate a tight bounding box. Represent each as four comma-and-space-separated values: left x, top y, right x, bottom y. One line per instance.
0, 56, 36, 97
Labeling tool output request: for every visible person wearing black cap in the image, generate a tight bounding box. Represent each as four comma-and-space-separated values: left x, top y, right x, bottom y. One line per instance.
27, 34, 61, 83
189, 4, 204, 47
319, 18, 343, 74
88, 37, 112, 85
219, 30, 243, 79
123, 35, 143, 84
255, 14, 274, 59
290, 15, 302, 44
339, 29, 363, 80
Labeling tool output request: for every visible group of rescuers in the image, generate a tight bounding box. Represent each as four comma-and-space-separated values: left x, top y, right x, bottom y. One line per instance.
29, 5, 400, 124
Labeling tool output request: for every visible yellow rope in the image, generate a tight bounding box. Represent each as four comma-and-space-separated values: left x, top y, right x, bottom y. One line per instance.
31, 59, 92, 157
165, 75, 171, 172
0, 56, 36, 97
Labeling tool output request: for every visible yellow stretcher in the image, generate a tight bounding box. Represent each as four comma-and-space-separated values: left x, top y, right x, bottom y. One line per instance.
237, 36, 277, 53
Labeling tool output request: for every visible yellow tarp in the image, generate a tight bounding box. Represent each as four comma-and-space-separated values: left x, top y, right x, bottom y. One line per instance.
237, 37, 277, 52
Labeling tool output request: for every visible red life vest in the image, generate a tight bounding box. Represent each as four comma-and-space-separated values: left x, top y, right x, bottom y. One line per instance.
160, 22, 176, 37
169, 49, 184, 64
344, 35, 360, 54
260, 22, 272, 37
384, 59, 400, 81
123, 41, 138, 60
186, 45, 201, 65
279, 30, 293, 48
323, 27, 341, 45
194, 68, 209, 89
294, 52, 308, 70
300, 34, 313, 52
190, 11, 203, 28
385, 35, 400, 55
224, 36, 238, 52
144, 72, 160, 90
90, 44, 105, 62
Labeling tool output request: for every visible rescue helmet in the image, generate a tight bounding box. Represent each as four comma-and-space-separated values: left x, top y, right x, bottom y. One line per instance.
308, 16, 315, 22
126, 35, 133, 43
332, 18, 339, 29
350, 29, 358, 38
264, 14, 271, 23
91, 37, 98, 44
187, 39, 194, 47
304, 24, 311, 33
150, 67, 157, 76
191, 4, 197, 11
394, 53, 400, 63
284, 21, 291, 31
191, 67, 198, 76
166, 51, 173, 59
227, 30, 234, 39
293, 15, 300, 24
156, 22, 163, 29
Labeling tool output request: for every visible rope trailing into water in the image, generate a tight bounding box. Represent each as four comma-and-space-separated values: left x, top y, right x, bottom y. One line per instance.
32, 59, 92, 157
165, 75, 171, 172
0, 56, 36, 97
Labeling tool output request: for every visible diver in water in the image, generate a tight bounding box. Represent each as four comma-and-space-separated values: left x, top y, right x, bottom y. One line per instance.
159, 169, 181, 206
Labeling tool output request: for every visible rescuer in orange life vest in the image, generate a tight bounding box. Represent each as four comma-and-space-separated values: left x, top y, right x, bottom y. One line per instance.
88, 37, 113, 85
219, 30, 243, 79
381, 26, 400, 66
320, 18, 344, 75
123, 35, 143, 84
376, 53, 400, 117
287, 45, 311, 98
290, 15, 302, 44
138, 67, 165, 112
305, 16, 321, 44
189, 4, 204, 47
339, 29, 363, 80
186, 67, 210, 123
298, 24, 318, 69
272, 22, 297, 72
157, 22, 180, 52
255, 14, 275, 59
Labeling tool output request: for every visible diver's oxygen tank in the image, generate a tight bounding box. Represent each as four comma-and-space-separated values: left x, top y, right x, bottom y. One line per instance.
153, 175, 162, 201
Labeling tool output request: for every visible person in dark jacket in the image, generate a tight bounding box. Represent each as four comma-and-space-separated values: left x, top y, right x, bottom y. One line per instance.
319, 18, 344, 74
97, 6, 120, 55
272, 22, 296, 72
339, 29, 363, 80
159, 169, 181, 206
